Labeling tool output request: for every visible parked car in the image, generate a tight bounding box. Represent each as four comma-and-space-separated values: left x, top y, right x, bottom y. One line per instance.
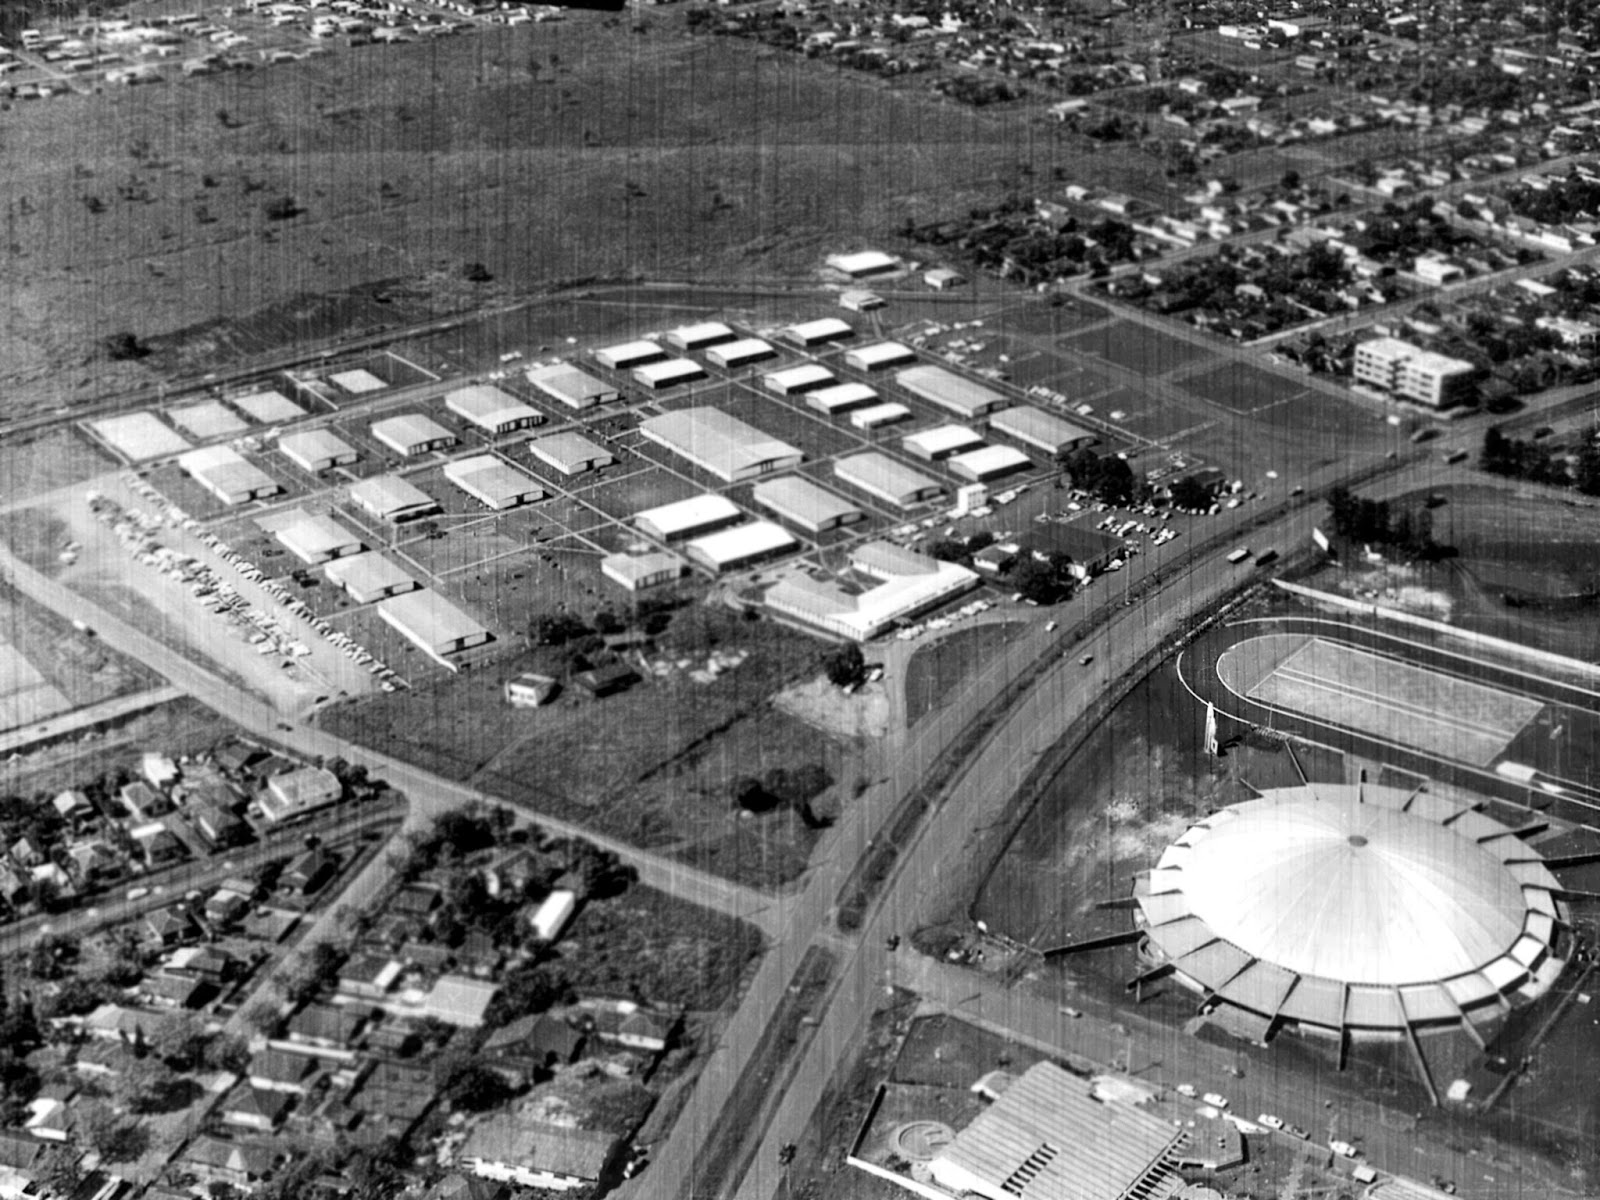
1257, 1114, 1284, 1130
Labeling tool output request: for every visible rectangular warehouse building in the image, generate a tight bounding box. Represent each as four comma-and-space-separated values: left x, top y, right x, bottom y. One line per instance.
896, 365, 1009, 419
593, 340, 665, 370
949, 445, 1032, 482
525, 363, 620, 410
766, 543, 978, 641
324, 552, 418, 604
639, 408, 803, 482
827, 251, 899, 278
279, 429, 358, 473
372, 414, 457, 457
782, 317, 854, 347
705, 338, 776, 369
601, 551, 687, 592
170, 400, 248, 441
988, 405, 1095, 456
632, 359, 706, 390
445, 385, 544, 436
752, 476, 864, 533
349, 475, 440, 523
844, 342, 916, 372
808, 383, 878, 415
276, 512, 362, 565
634, 493, 744, 542
230, 389, 305, 424
764, 364, 835, 396
834, 452, 943, 508
685, 521, 797, 574
377, 590, 490, 669
903, 425, 984, 462
849, 402, 910, 430
665, 322, 735, 351
528, 431, 615, 476
443, 455, 546, 510
178, 446, 281, 505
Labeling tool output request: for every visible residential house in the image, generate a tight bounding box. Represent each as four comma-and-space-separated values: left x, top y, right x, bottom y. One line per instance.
454, 932, 502, 979
51, 790, 95, 826
0, 864, 25, 910
280, 846, 337, 896
141, 752, 179, 788
24, 1091, 76, 1143
365, 1020, 420, 1058
459, 1116, 619, 1193
165, 944, 239, 986
350, 1060, 436, 1134
390, 885, 442, 920
427, 1176, 507, 1200
81, 1004, 151, 1046
338, 954, 403, 1000
205, 887, 251, 927
9, 838, 43, 869
482, 1014, 585, 1084
421, 975, 499, 1028
286, 1002, 366, 1050
144, 906, 198, 947
63, 841, 120, 891
398, 942, 454, 974
138, 973, 205, 1009
213, 741, 266, 774
191, 803, 249, 849
118, 782, 169, 821
249, 1050, 317, 1095
0, 1132, 44, 1175
573, 998, 678, 1054
222, 1086, 292, 1132
131, 824, 186, 868
180, 1136, 278, 1187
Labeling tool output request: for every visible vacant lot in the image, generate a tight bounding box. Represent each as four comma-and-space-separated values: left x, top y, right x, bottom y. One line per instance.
4, 17, 1082, 417
320, 605, 835, 883
904, 622, 1029, 727
1063, 321, 1213, 376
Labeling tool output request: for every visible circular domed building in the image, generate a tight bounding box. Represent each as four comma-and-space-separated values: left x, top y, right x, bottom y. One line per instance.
1134, 784, 1565, 1061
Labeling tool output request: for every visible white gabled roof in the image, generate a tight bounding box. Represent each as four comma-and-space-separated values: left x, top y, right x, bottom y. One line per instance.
634, 493, 743, 538
445, 384, 541, 430
686, 520, 797, 566
903, 424, 984, 457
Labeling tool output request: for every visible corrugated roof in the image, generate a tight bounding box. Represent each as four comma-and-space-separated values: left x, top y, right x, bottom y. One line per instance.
752, 476, 862, 528
640, 408, 802, 480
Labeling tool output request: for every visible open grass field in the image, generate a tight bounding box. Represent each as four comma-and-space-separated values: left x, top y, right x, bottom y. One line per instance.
319, 605, 833, 882
1184, 361, 1314, 416
903, 622, 1029, 728
4, 15, 1088, 418
1062, 320, 1214, 376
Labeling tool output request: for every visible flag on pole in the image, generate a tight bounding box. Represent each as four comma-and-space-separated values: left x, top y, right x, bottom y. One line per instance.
1205, 702, 1219, 757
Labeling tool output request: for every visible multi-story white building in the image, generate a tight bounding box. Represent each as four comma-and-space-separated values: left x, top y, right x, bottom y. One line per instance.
1352, 336, 1476, 408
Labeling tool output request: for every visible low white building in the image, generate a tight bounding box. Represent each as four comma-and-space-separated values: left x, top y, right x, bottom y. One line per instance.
377, 590, 491, 668
903, 424, 985, 462
948, 444, 1032, 482
348, 475, 440, 522
443, 455, 546, 510
459, 1117, 619, 1193
445, 385, 544, 436
592, 340, 664, 370
634, 494, 744, 542
664, 321, 735, 351
684, 521, 798, 573
834, 452, 943, 508
766, 542, 978, 641
324, 552, 418, 603
178, 445, 281, 505
764, 364, 836, 395
275, 513, 362, 565
782, 317, 855, 347
524, 363, 620, 409
528, 889, 577, 941
849, 402, 911, 430
372, 414, 456, 457
844, 342, 916, 372
279, 428, 358, 473
600, 551, 687, 591
528, 431, 616, 476
705, 338, 776, 369
806, 383, 878, 415
632, 358, 706, 390
827, 250, 900, 277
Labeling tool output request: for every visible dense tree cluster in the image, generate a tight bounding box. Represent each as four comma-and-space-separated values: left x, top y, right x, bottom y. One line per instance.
1325, 486, 1439, 558
1062, 448, 1138, 505
1504, 173, 1600, 228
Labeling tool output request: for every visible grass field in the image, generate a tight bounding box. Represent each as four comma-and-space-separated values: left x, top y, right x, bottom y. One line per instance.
1184, 361, 1312, 415
903, 622, 1029, 728
319, 605, 834, 883
1062, 321, 1214, 376
3, 17, 1091, 417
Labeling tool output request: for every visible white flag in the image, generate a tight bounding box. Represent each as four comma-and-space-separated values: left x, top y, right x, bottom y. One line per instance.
1205, 702, 1219, 757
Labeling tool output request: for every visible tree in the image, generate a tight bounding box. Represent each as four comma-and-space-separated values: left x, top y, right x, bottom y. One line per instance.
483, 963, 573, 1028
530, 612, 590, 645
1167, 475, 1215, 511
75, 1102, 149, 1163
441, 1061, 516, 1111
461, 261, 493, 282
1280, 168, 1302, 191
149, 1012, 210, 1070
114, 1056, 186, 1114
1009, 553, 1075, 605
822, 643, 866, 689
101, 331, 150, 361
262, 195, 301, 220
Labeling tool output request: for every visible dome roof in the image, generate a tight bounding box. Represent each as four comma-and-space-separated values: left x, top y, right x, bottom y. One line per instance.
1137, 785, 1562, 1029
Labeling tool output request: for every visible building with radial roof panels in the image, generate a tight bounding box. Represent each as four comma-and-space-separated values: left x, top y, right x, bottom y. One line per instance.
279, 428, 358, 473
764, 364, 836, 396
752, 476, 864, 533
443, 456, 546, 510
178, 446, 282, 505
445, 385, 544, 436
527, 431, 616, 477
664, 321, 736, 351
348, 475, 440, 523
324, 553, 418, 604
684, 521, 797, 574
633, 494, 744, 542
833, 452, 943, 508
896, 364, 1009, 419
844, 342, 916, 372
524, 363, 620, 410
592, 340, 665, 371
988, 405, 1096, 456
639, 408, 802, 482
1133, 783, 1567, 1098
781, 317, 855, 347
372, 414, 457, 457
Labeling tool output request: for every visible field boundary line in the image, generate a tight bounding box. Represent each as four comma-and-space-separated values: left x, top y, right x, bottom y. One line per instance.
1273, 580, 1600, 684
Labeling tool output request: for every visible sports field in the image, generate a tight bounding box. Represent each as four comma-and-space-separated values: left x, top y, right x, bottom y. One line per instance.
1217, 633, 1543, 767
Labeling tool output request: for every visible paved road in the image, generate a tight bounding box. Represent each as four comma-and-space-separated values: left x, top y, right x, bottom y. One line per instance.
0, 684, 183, 756
0, 537, 783, 938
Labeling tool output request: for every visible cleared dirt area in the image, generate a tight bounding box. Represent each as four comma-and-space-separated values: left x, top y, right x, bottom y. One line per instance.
4, 18, 1069, 416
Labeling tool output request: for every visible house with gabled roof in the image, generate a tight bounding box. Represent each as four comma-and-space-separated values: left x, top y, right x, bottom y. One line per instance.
250, 1050, 317, 1094
481, 1013, 584, 1084
145, 906, 198, 946
52, 791, 95, 826
286, 1002, 365, 1050
180, 1135, 278, 1186
572, 998, 679, 1054
459, 1116, 620, 1192
222, 1086, 292, 1131
9, 837, 44, 869
81, 1004, 151, 1046
138, 973, 205, 1009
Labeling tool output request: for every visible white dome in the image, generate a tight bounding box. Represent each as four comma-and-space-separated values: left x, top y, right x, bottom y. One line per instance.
1137, 785, 1563, 1032
1176, 796, 1524, 985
